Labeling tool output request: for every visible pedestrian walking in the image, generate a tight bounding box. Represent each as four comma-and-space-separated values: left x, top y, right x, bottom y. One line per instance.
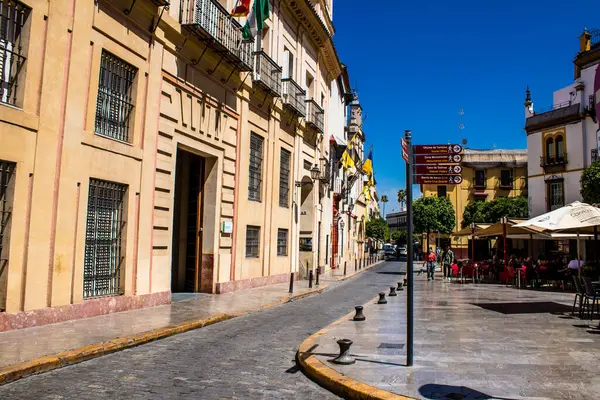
441, 245, 454, 281
426, 248, 436, 281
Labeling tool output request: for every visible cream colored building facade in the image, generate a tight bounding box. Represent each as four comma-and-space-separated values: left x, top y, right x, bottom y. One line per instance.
0, 0, 345, 331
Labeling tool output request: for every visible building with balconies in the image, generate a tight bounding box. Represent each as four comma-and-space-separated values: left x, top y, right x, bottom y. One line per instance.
0, 0, 347, 332
525, 28, 600, 217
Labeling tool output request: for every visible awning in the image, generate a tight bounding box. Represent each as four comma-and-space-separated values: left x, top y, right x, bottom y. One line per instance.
453, 224, 492, 238
475, 219, 544, 238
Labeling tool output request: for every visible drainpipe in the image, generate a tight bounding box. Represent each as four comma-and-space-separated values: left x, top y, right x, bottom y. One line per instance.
576, 82, 588, 168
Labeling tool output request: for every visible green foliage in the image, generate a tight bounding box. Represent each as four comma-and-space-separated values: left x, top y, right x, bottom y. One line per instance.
462, 196, 529, 226
397, 189, 406, 205
581, 161, 600, 205
366, 218, 389, 241
413, 196, 455, 234
390, 230, 401, 241
390, 229, 407, 244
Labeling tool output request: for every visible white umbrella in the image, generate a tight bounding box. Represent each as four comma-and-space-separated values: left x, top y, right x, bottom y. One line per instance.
514, 201, 600, 275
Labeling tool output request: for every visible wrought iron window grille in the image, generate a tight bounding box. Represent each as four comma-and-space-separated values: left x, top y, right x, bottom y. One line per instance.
0, 160, 15, 311
0, 0, 30, 107
277, 229, 288, 256
246, 225, 260, 258
248, 133, 264, 201
94, 51, 137, 142
279, 149, 290, 207
83, 179, 127, 298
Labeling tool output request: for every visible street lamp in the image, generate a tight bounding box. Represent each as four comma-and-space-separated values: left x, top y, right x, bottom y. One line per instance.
339, 218, 345, 258
295, 164, 321, 187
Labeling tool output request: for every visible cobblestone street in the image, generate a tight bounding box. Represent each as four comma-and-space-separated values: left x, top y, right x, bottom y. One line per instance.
0, 261, 404, 399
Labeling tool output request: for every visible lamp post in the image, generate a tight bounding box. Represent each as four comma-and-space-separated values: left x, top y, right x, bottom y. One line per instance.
339, 218, 345, 259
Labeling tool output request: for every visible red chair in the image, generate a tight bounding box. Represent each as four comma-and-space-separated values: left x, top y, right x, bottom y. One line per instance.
450, 263, 460, 282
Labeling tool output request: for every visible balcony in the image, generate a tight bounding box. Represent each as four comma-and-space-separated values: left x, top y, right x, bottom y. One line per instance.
180, 0, 253, 71
281, 78, 306, 116
252, 51, 281, 96
497, 181, 514, 190
540, 153, 568, 172
305, 99, 324, 132
319, 156, 330, 183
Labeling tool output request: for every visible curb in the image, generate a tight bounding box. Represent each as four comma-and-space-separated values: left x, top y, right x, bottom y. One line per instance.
0, 284, 328, 386
328, 260, 385, 282
296, 296, 415, 400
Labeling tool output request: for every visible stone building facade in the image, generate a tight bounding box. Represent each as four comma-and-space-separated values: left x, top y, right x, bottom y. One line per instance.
0, 0, 347, 331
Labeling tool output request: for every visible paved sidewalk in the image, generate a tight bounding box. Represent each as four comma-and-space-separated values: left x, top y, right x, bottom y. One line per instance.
320, 259, 385, 282
304, 275, 600, 400
0, 279, 325, 371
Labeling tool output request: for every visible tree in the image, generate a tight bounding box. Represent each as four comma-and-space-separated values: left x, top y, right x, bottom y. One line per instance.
397, 189, 406, 210
413, 196, 456, 251
581, 161, 600, 205
380, 195, 388, 216
462, 197, 529, 226
390, 229, 407, 244
366, 218, 389, 242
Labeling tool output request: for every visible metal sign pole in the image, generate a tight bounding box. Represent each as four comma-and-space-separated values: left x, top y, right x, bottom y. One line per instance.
404, 130, 414, 367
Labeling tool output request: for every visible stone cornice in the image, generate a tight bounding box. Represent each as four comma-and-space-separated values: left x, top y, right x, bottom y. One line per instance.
285, 0, 342, 80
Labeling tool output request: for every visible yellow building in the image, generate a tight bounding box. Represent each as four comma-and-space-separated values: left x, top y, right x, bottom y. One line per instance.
421, 149, 528, 258
0, 0, 344, 331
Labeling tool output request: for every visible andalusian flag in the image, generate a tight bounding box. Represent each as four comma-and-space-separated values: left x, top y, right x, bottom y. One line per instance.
363, 147, 373, 175
241, 0, 270, 40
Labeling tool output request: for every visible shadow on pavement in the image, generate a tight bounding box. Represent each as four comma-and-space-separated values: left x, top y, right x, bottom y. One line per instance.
376, 271, 406, 275
418, 383, 514, 400
471, 301, 572, 315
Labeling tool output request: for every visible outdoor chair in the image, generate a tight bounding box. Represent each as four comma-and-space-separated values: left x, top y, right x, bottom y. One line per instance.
571, 276, 586, 318
581, 277, 600, 320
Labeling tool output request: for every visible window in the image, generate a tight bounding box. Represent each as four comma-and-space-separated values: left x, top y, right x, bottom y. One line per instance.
305, 71, 314, 99
282, 47, 293, 79
279, 149, 290, 207
277, 229, 288, 256
248, 133, 264, 201
545, 137, 555, 160
474, 170, 485, 187
0, 161, 16, 311
556, 135, 565, 159
95, 51, 137, 142
0, 0, 30, 107
547, 180, 564, 211
437, 185, 447, 198
246, 226, 260, 257
83, 179, 127, 298
500, 170, 513, 187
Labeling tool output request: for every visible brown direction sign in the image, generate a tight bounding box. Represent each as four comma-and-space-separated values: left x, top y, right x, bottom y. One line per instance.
415, 154, 462, 164
414, 144, 463, 155
401, 138, 409, 162
415, 175, 463, 185
415, 164, 462, 175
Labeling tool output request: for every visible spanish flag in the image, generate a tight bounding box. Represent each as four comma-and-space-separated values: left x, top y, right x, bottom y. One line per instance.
231, 0, 251, 17
363, 148, 373, 175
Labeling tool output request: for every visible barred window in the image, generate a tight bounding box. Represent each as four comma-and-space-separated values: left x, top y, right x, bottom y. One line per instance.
248, 133, 263, 201
246, 226, 260, 258
95, 51, 137, 142
0, 161, 16, 312
0, 0, 30, 107
83, 179, 127, 298
277, 229, 288, 256
279, 149, 290, 207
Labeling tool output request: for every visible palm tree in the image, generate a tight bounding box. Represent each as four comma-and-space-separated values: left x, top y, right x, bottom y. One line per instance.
381, 195, 388, 217
397, 189, 407, 210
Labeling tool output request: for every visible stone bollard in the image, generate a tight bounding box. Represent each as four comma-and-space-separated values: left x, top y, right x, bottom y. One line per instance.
316, 267, 320, 287
389, 286, 397, 296
331, 339, 355, 365
353, 306, 366, 321
377, 292, 387, 304
397, 281, 404, 291
309, 270, 313, 288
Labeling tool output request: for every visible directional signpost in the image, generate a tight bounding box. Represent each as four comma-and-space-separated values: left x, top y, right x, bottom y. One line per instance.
401, 135, 465, 369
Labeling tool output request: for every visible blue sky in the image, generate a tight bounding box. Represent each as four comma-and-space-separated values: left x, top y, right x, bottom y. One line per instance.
332, 0, 600, 214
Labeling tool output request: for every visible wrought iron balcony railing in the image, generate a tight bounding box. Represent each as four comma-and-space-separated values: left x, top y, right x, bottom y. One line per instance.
496, 180, 514, 190
252, 51, 282, 96
319, 156, 330, 183
180, 0, 253, 71
305, 99, 324, 132
281, 78, 306, 116
592, 149, 599, 163
540, 153, 568, 168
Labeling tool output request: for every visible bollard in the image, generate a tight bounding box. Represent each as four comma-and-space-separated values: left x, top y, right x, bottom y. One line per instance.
316, 267, 320, 287
289, 272, 294, 294
331, 339, 355, 365
397, 281, 404, 291
403, 278, 408, 287
353, 306, 366, 321
389, 286, 397, 296
377, 292, 387, 304
355, 259, 357, 272
344, 261, 347, 276
309, 270, 313, 288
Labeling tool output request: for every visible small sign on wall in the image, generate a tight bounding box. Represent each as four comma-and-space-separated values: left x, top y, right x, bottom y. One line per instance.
222, 221, 233, 234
